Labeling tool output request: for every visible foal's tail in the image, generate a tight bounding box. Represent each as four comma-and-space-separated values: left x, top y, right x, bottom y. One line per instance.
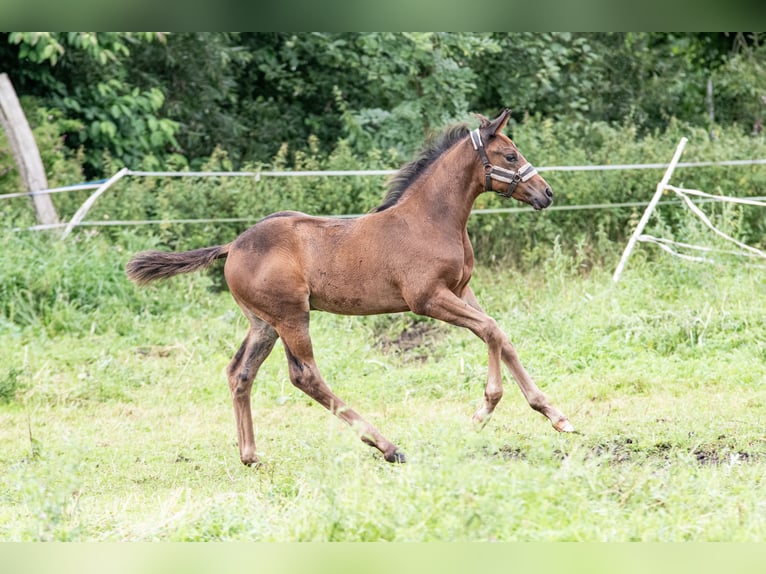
126, 244, 230, 285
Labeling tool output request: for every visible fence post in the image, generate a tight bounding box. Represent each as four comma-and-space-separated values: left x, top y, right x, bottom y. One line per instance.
62, 167, 129, 239
612, 137, 688, 283
0, 73, 59, 227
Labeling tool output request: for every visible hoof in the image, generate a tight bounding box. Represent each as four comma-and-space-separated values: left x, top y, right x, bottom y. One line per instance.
241, 455, 263, 468
385, 449, 407, 464
553, 417, 575, 433
471, 408, 492, 430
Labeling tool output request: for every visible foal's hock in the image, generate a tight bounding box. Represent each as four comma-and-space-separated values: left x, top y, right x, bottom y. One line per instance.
126, 108, 573, 465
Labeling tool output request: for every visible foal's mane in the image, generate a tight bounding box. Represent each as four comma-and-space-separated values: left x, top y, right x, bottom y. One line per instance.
372, 124, 470, 213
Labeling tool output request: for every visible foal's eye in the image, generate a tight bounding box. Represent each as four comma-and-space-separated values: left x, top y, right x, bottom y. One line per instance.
504, 153, 518, 163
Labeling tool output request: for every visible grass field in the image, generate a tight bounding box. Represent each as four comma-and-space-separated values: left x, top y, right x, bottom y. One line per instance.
1, 235, 765, 541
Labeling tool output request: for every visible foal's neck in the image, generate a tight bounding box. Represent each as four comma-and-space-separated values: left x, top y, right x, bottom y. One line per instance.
402, 138, 483, 231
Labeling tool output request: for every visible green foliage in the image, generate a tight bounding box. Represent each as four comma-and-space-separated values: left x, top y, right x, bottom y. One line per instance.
121, 32, 252, 167
38, 136, 396, 253
7, 32, 67, 65
5, 102, 765, 274
3, 32, 766, 271
471, 33, 740, 133
0, 367, 25, 403
60, 80, 179, 173
712, 39, 766, 129
0, 229, 216, 337
227, 33, 501, 164
30, 116, 761, 272
332, 33, 501, 157
3, 32, 179, 175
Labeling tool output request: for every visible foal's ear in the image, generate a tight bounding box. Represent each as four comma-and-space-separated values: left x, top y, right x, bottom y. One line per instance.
479, 108, 511, 138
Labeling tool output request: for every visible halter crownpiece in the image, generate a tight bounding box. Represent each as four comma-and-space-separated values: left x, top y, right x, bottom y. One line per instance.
469, 128, 538, 198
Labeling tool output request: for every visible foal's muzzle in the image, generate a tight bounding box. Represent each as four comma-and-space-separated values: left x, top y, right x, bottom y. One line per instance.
530, 186, 554, 210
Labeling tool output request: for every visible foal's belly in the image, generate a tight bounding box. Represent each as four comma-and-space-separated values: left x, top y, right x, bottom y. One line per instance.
308, 278, 410, 316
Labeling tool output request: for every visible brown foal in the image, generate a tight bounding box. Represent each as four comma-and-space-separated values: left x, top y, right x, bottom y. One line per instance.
126, 108, 574, 465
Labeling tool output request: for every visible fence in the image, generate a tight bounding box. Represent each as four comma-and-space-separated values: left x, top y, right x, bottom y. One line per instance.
613, 138, 766, 282
3, 156, 766, 238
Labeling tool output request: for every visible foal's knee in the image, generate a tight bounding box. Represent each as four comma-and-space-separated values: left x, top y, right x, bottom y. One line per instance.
479, 317, 506, 347
285, 352, 316, 392
289, 369, 321, 395
485, 386, 504, 407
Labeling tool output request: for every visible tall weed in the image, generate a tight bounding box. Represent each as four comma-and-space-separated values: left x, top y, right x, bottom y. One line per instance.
0, 230, 216, 336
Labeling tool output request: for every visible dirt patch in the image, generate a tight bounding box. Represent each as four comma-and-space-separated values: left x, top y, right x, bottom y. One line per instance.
486, 437, 765, 467
610, 439, 764, 466
590, 437, 635, 464
601, 438, 764, 466
692, 446, 755, 466
375, 319, 446, 362
484, 444, 527, 461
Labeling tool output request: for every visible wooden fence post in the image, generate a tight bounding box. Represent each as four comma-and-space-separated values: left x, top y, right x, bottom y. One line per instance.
0, 72, 59, 227
612, 137, 688, 283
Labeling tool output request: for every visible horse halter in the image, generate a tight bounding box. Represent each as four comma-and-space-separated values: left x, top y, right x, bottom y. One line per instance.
469, 129, 538, 198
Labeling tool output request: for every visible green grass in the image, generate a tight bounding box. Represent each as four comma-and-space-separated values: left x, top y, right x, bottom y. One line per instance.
1, 234, 766, 541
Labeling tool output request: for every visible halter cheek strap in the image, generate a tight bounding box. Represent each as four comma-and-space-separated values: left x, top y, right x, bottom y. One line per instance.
469, 128, 538, 198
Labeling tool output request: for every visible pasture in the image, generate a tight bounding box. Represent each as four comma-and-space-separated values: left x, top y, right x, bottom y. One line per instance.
1, 232, 765, 541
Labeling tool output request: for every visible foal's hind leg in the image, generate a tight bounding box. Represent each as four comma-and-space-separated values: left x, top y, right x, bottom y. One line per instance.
461, 287, 573, 432
227, 315, 279, 466
276, 313, 406, 463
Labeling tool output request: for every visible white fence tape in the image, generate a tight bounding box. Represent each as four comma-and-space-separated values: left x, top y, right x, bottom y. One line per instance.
3, 155, 765, 235
646, 185, 766, 261
612, 138, 689, 283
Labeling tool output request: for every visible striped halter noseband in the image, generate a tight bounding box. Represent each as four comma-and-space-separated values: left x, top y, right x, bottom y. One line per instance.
469, 128, 538, 198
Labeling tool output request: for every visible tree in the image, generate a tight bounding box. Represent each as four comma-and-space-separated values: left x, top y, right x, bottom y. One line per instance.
469, 33, 747, 134
124, 32, 252, 167
233, 33, 502, 161
1, 32, 762, 179
1, 32, 180, 176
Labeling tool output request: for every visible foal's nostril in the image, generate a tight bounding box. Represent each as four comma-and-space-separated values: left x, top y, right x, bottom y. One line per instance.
545, 187, 553, 199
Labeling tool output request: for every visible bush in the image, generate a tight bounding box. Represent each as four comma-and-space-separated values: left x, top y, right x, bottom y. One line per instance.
26, 116, 765, 265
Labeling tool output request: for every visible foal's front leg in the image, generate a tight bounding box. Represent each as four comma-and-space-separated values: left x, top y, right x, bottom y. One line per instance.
461, 287, 574, 432
411, 287, 507, 425
413, 286, 572, 431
